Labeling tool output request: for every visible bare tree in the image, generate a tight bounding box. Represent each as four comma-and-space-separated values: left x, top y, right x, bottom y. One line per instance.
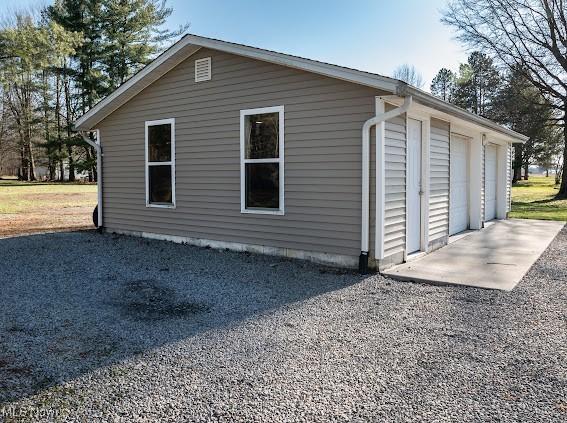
442, 0, 567, 196
393, 64, 425, 89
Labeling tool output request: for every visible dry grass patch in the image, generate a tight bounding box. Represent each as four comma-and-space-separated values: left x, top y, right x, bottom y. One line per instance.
0, 180, 97, 237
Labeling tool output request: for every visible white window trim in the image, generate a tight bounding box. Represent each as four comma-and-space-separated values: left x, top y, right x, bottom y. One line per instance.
145, 118, 176, 209
240, 105, 285, 215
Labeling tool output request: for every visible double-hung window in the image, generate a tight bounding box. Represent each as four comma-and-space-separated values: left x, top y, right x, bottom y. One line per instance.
240, 106, 284, 215
145, 118, 175, 208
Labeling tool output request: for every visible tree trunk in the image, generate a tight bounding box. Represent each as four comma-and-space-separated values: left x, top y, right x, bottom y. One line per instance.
43, 70, 51, 181
513, 167, 522, 182
67, 144, 75, 182
20, 145, 28, 181
513, 145, 522, 182
25, 84, 35, 181
558, 106, 567, 197
85, 146, 93, 182
523, 162, 529, 180
56, 70, 63, 182
64, 64, 75, 182
27, 125, 36, 181
59, 143, 65, 181
90, 145, 97, 182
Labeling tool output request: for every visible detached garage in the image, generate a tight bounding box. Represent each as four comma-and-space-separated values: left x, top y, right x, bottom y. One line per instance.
74, 34, 527, 272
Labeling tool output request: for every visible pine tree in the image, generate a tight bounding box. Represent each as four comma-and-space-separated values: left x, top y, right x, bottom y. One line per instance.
46, 0, 187, 180
0, 14, 81, 180
467, 52, 500, 117
451, 53, 501, 118
101, 0, 187, 90
430, 68, 456, 102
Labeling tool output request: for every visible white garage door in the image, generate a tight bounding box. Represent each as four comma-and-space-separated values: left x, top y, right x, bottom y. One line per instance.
449, 135, 469, 235
485, 145, 497, 221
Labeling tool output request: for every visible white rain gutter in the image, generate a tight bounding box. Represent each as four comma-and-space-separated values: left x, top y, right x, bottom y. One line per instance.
80, 130, 103, 229
359, 95, 413, 273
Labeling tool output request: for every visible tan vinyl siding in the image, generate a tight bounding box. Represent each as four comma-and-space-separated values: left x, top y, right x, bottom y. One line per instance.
99, 48, 385, 259
383, 113, 406, 258
428, 118, 450, 243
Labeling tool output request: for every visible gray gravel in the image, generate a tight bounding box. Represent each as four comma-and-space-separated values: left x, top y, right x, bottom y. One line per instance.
0, 228, 566, 422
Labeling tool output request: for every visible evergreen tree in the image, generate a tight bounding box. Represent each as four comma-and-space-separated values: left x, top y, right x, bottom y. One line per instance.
47, 1, 107, 112
101, 0, 187, 90
0, 14, 81, 180
430, 68, 456, 102
452, 52, 501, 117
46, 0, 186, 180
451, 63, 473, 111
46, 0, 106, 180
431, 57, 558, 183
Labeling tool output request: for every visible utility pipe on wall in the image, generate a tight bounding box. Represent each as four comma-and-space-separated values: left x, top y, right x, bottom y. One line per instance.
359, 95, 413, 273
80, 130, 103, 230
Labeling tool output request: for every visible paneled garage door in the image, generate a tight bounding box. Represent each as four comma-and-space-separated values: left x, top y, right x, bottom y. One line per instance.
485, 145, 498, 221
449, 135, 469, 235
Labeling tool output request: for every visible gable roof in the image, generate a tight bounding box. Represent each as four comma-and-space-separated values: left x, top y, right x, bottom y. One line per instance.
74, 34, 528, 142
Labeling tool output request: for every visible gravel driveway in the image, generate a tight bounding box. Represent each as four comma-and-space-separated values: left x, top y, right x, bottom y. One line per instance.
1, 229, 566, 422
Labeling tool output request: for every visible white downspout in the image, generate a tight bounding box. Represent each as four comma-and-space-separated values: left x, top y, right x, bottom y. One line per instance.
80, 130, 103, 229
359, 95, 413, 273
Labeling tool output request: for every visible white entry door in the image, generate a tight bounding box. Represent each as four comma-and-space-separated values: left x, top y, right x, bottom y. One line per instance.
485, 145, 497, 221
407, 119, 422, 254
449, 135, 469, 235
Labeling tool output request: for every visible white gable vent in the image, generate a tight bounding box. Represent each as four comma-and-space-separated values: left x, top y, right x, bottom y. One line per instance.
195, 57, 211, 82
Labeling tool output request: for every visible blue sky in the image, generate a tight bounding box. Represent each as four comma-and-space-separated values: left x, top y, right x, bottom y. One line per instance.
1, 0, 468, 91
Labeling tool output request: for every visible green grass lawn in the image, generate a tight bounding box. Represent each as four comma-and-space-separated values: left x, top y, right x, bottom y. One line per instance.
0, 179, 97, 214
509, 176, 567, 221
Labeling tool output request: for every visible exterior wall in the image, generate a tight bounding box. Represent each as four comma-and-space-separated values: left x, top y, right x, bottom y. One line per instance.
382, 112, 407, 258
98, 47, 386, 263
428, 118, 450, 248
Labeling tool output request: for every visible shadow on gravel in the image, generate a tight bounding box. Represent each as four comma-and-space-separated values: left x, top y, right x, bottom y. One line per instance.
118, 279, 211, 321
0, 231, 364, 404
